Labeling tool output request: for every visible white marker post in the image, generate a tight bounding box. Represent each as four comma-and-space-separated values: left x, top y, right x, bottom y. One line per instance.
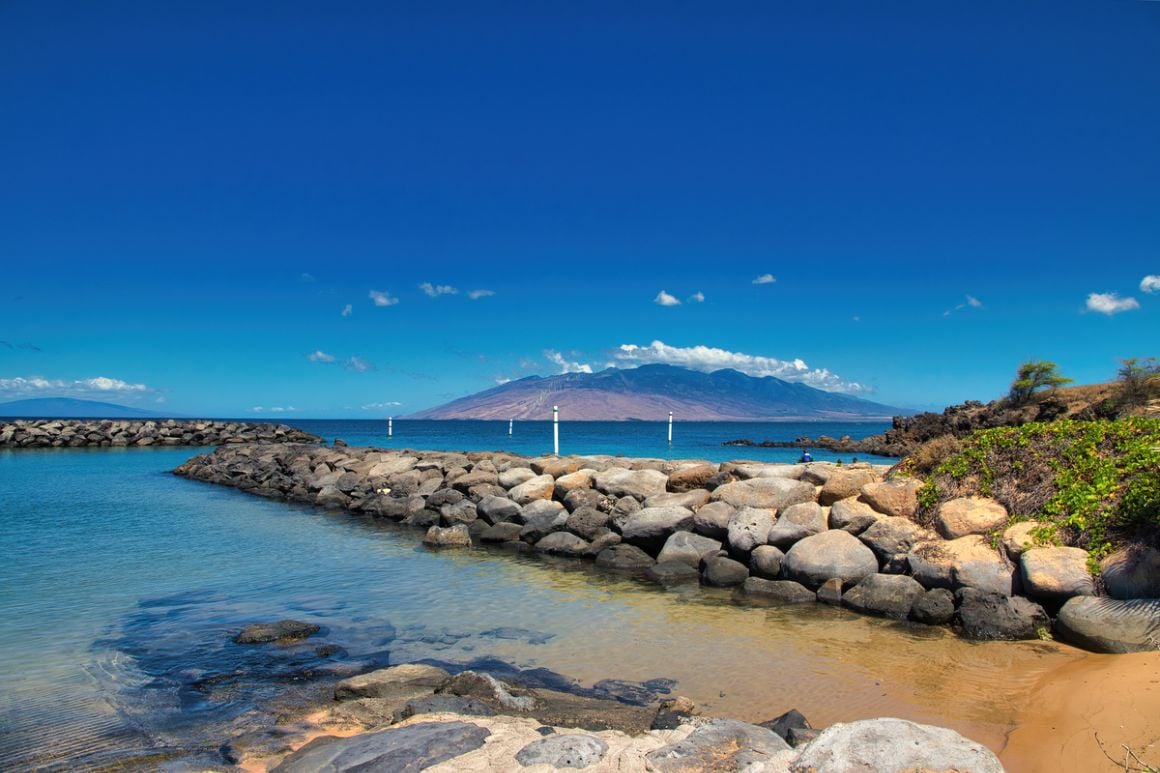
668, 411, 673, 444
552, 405, 559, 456
509, 418, 513, 436
388, 416, 393, 438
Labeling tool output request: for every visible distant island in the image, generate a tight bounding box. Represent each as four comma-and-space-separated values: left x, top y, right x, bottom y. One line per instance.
406, 364, 908, 421
0, 397, 173, 419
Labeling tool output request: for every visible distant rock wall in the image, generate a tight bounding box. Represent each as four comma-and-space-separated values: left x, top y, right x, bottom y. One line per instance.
173, 443, 1156, 654
0, 419, 321, 448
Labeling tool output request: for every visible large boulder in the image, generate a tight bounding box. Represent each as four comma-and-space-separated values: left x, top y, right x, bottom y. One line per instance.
908, 536, 1015, 596
423, 524, 473, 548
594, 544, 655, 572
741, 577, 816, 604
644, 489, 711, 510
1001, 522, 1039, 560
858, 516, 935, 571
784, 530, 878, 590
645, 718, 790, 771
593, 467, 668, 500
691, 501, 734, 539
710, 477, 815, 510
818, 468, 879, 506
766, 501, 826, 549
272, 721, 490, 773
553, 469, 595, 500
476, 495, 520, 524
1020, 547, 1094, 604
498, 467, 537, 489
1100, 547, 1160, 600
935, 496, 1009, 539
725, 462, 804, 480
789, 718, 1004, 773
514, 734, 609, 769
667, 463, 719, 492
334, 664, 450, 701
535, 531, 591, 556
910, 588, 956, 625
509, 474, 556, 505
1055, 596, 1160, 653
726, 507, 776, 554
565, 507, 612, 540
842, 574, 926, 619
828, 497, 880, 535
620, 507, 695, 553
749, 545, 786, 580
956, 588, 1048, 640
701, 556, 750, 587
519, 510, 570, 543
233, 619, 320, 644
858, 478, 920, 518
656, 531, 723, 569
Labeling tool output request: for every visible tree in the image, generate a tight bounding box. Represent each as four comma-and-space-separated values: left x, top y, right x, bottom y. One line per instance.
1008, 360, 1073, 405
1117, 357, 1160, 407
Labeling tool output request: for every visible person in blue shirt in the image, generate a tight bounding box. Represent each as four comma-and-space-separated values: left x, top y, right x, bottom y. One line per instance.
800, 449, 812, 463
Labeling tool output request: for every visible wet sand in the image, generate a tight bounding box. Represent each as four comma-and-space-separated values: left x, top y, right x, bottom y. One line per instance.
1001, 650, 1160, 772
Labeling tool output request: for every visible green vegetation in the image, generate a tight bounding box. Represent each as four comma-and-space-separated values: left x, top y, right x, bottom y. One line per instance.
908, 418, 1160, 558
1117, 357, 1160, 409
1007, 360, 1073, 406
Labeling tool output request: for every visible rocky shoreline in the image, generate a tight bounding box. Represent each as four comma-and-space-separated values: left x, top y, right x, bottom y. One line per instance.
173, 443, 1160, 655
0, 419, 321, 448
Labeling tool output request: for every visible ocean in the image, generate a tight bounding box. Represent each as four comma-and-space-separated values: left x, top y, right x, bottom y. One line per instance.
0, 421, 1070, 770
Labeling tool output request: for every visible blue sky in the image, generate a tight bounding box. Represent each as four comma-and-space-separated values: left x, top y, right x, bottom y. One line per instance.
1, 1, 1157, 417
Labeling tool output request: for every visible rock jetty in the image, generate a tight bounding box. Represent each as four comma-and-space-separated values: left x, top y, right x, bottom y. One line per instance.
173, 443, 1159, 654
0, 419, 321, 448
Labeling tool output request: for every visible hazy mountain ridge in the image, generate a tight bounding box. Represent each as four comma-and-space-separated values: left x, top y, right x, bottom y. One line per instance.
407, 365, 906, 420
0, 398, 172, 419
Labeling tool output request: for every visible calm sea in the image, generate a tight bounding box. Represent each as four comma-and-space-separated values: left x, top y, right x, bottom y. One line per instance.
0, 421, 1072, 771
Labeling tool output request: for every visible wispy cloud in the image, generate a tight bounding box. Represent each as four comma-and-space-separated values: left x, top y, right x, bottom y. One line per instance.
544, 349, 593, 374
654, 290, 681, 306
1086, 292, 1140, 315
307, 350, 336, 363
420, 282, 458, 298
341, 304, 353, 317
944, 294, 984, 316
344, 356, 375, 373
361, 401, 401, 410
251, 405, 297, 413
613, 340, 870, 394
0, 375, 153, 400
752, 273, 776, 285
369, 289, 399, 307
494, 376, 512, 385
468, 289, 495, 300
0, 341, 43, 352
1141, 275, 1160, 294
299, 273, 315, 283
688, 291, 705, 303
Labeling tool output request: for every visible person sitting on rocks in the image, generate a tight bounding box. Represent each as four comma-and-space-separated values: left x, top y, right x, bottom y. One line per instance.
800, 449, 812, 463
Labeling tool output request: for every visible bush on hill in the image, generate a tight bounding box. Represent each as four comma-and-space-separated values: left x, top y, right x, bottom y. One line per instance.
903, 418, 1160, 559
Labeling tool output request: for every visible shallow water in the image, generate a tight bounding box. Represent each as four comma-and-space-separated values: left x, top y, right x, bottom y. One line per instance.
0, 446, 1080, 771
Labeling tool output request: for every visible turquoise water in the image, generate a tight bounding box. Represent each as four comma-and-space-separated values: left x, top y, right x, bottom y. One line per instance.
288, 419, 894, 463
1, 431, 1069, 771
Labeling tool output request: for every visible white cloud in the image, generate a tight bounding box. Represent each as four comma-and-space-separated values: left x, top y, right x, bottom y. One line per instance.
468, 289, 495, 300
1141, 275, 1160, 294
252, 405, 297, 413
494, 376, 512, 385
612, 340, 870, 394
307, 350, 336, 363
250, 406, 264, 413
420, 282, 458, 298
752, 273, 776, 285
345, 356, 375, 373
966, 295, 983, 308
654, 290, 681, 306
544, 349, 593, 374
361, 401, 402, 410
369, 289, 399, 307
341, 304, 353, 317
0, 375, 152, 400
1086, 292, 1140, 315
688, 291, 705, 303
852, 315, 861, 322
945, 294, 984, 316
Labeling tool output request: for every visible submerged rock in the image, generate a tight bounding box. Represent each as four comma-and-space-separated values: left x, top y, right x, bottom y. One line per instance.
233, 620, 321, 645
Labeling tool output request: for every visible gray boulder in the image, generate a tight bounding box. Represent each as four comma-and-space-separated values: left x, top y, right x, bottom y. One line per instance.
766, 501, 827, 549
515, 734, 609, 769
749, 544, 786, 580
565, 506, 612, 540
644, 489, 710, 510
1100, 547, 1160, 600
646, 561, 701, 585
272, 721, 490, 773
908, 536, 1015, 596
478, 522, 524, 543
701, 556, 750, 587
646, 718, 790, 772
535, 531, 591, 556
519, 510, 570, 543
842, 574, 925, 619
593, 467, 669, 500
595, 544, 655, 572
620, 507, 695, 553
334, 663, 451, 701
553, 469, 595, 500
741, 578, 816, 604
1020, 547, 1095, 603
818, 468, 878, 506
956, 588, 1048, 640
910, 588, 955, 625
711, 477, 815, 510
858, 516, 935, 570
828, 497, 880, 535
691, 501, 734, 539
1055, 596, 1160, 653
784, 530, 878, 590
656, 531, 723, 568
423, 524, 473, 548
726, 507, 775, 554
234, 619, 320, 644
509, 474, 556, 504
476, 495, 520, 524
439, 499, 478, 526
789, 718, 1003, 773
859, 478, 920, 518
498, 467, 537, 489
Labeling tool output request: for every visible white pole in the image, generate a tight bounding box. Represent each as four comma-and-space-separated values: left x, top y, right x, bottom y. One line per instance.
388, 416, 393, 438
509, 418, 513, 436
668, 411, 673, 444
552, 405, 559, 456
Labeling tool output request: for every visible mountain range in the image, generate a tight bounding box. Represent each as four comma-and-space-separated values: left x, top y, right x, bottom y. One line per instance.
406, 365, 907, 421
0, 398, 171, 419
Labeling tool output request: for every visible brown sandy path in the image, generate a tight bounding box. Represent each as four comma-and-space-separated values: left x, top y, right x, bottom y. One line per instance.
1001, 650, 1160, 772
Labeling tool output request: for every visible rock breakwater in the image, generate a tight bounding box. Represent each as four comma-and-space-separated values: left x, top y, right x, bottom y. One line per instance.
173, 443, 1159, 654
0, 419, 321, 448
